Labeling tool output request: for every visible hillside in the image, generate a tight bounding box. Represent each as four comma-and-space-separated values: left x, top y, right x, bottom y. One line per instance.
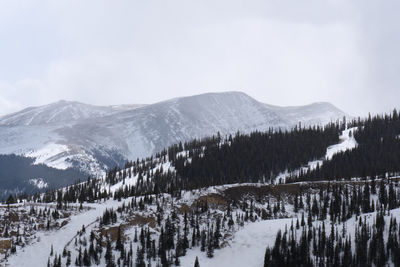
1, 111, 400, 266
0, 154, 87, 199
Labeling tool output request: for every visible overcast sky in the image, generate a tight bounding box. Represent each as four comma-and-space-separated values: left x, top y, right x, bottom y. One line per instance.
0, 0, 399, 117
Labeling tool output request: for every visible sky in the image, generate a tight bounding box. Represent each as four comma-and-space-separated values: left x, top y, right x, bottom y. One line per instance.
0, 0, 399, 117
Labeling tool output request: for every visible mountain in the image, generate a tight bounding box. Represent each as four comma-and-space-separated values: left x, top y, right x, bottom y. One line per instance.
4, 111, 400, 267
0, 92, 348, 177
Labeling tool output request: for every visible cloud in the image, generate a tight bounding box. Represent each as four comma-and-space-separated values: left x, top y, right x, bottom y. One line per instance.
0, 0, 398, 116
0, 93, 22, 116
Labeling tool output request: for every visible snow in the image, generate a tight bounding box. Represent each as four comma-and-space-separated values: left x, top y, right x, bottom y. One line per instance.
0, 92, 347, 176
101, 161, 175, 194
180, 191, 400, 267
6, 175, 400, 267
181, 218, 293, 267
25, 143, 72, 170
325, 127, 357, 160
6, 199, 130, 267
28, 178, 49, 189
275, 127, 358, 183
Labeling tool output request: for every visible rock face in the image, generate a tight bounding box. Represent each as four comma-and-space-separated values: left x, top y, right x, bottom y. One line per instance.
0, 91, 348, 174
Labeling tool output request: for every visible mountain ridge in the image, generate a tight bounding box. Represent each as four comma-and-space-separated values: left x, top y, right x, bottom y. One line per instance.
0, 91, 348, 176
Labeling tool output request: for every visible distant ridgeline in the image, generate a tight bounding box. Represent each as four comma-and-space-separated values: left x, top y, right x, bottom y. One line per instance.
288, 110, 400, 182
0, 154, 87, 200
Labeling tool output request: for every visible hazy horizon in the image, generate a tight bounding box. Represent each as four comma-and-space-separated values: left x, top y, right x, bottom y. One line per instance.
0, 91, 359, 118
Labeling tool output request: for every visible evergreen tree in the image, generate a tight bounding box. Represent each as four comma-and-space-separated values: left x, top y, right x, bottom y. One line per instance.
194, 256, 200, 267
135, 246, 145, 267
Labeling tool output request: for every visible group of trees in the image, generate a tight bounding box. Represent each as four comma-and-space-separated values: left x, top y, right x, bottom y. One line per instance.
0, 154, 86, 200
173, 124, 341, 188
290, 110, 400, 182
264, 209, 400, 267
264, 179, 400, 267
11, 108, 400, 267
46, 179, 294, 267
15, 110, 400, 208
28, 122, 342, 206
292, 180, 399, 224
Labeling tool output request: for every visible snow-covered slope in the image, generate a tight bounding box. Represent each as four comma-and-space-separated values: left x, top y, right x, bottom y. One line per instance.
0, 92, 348, 175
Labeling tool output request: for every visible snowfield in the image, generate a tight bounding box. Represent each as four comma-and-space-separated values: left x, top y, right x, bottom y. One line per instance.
26, 143, 72, 170
180, 218, 293, 267
28, 178, 49, 189
325, 127, 357, 160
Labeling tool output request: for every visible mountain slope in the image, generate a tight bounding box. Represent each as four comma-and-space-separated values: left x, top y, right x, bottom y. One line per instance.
0, 154, 86, 199
4, 110, 400, 267
0, 92, 348, 177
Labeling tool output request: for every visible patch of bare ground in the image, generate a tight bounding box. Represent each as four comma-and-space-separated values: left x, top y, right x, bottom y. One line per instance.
100, 214, 156, 242
0, 239, 11, 254
177, 204, 190, 214
125, 214, 156, 228
224, 184, 302, 201
192, 194, 229, 209
100, 226, 122, 242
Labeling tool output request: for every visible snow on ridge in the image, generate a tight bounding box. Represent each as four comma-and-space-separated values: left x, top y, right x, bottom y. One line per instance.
23, 143, 105, 175
28, 178, 48, 189
25, 143, 72, 170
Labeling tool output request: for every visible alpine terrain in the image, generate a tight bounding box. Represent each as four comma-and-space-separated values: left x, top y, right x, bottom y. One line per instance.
1, 109, 400, 267
0, 92, 347, 196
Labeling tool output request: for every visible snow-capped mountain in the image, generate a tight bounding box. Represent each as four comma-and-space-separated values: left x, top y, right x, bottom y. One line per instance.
0, 92, 348, 174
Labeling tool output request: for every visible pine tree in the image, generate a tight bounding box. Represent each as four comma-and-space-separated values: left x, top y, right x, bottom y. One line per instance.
362, 182, 371, 213
213, 218, 221, 249
206, 232, 214, 258
200, 230, 206, 252
116, 226, 124, 252
264, 248, 271, 267
83, 248, 91, 266
66, 250, 72, 266
105, 237, 114, 267
388, 182, 397, 210
135, 246, 145, 267
174, 251, 180, 266
134, 227, 138, 242
379, 181, 388, 209
194, 256, 200, 267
